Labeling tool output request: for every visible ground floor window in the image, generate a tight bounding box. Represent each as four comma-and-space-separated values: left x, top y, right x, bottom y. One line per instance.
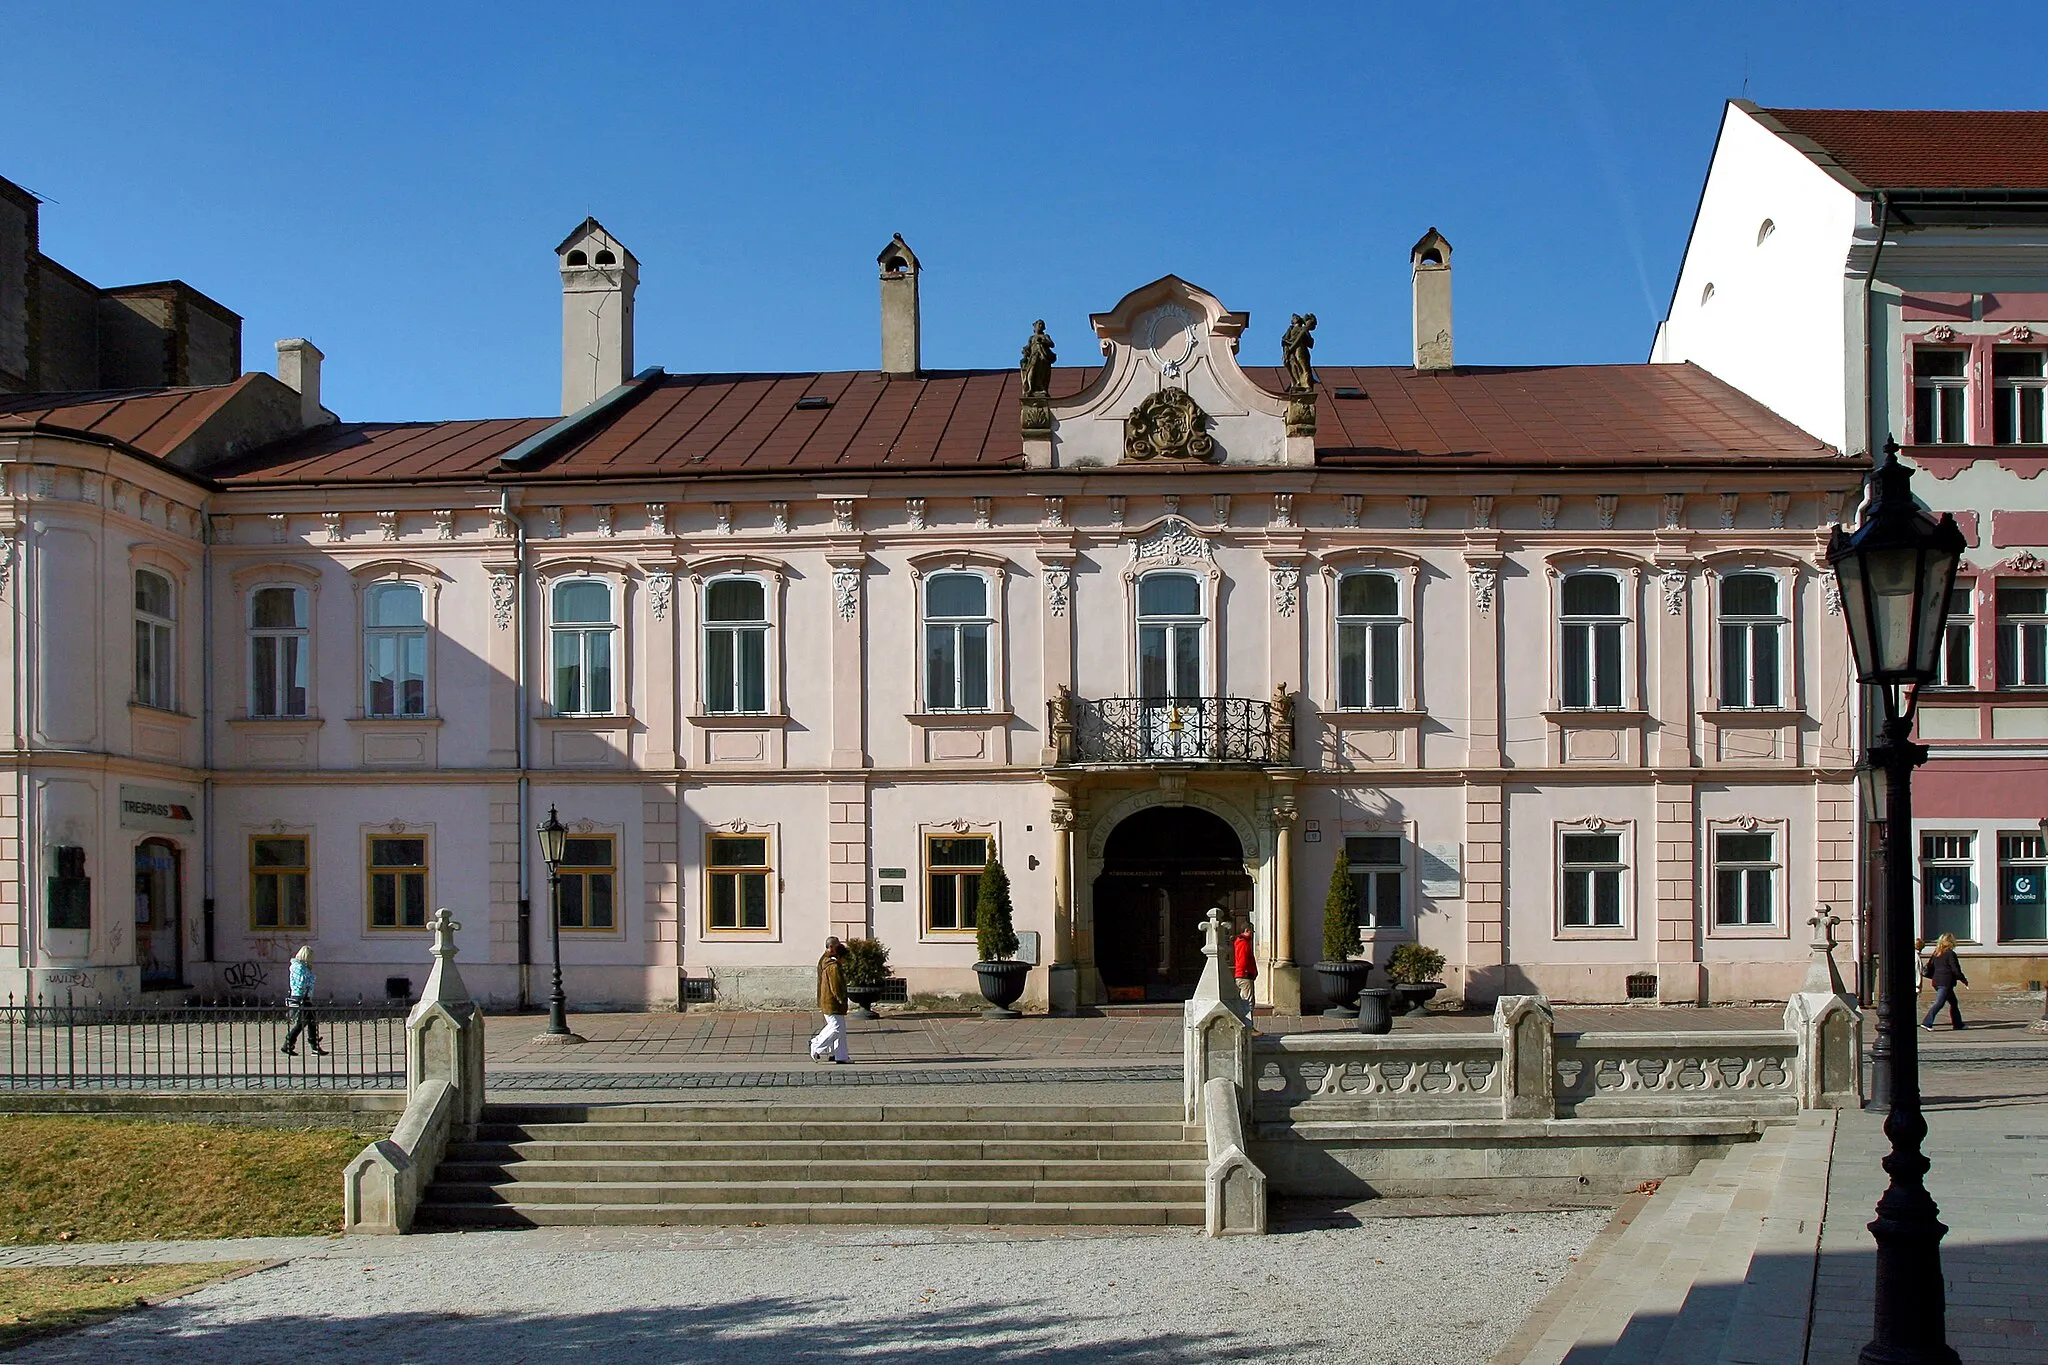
1920, 833, 1976, 941
707, 834, 771, 931
250, 836, 309, 930
556, 835, 616, 931
2000, 831, 2047, 942
1712, 831, 1777, 927
1560, 832, 1624, 929
926, 834, 989, 932
367, 835, 428, 929
1346, 835, 1404, 930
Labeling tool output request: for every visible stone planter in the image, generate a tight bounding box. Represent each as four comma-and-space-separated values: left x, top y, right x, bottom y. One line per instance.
1313, 960, 1375, 1018
1355, 987, 1394, 1035
1391, 982, 1444, 1017
844, 984, 882, 1020
974, 960, 1030, 1019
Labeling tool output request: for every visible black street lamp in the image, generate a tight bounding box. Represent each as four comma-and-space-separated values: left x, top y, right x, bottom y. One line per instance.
1827, 439, 1965, 1365
534, 805, 583, 1043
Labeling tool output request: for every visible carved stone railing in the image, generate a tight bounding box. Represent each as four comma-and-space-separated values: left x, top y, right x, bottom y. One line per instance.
1553, 1030, 1799, 1119
1251, 1034, 1506, 1123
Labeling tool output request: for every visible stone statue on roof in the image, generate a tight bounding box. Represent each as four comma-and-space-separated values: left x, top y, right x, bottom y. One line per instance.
1281, 313, 1317, 394
1020, 320, 1056, 398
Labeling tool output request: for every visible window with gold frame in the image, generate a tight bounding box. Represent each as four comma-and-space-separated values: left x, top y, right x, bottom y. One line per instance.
926, 833, 991, 932
556, 835, 616, 931
706, 833, 772, 932
366, 834, 428, 930
250, 835, 310, 931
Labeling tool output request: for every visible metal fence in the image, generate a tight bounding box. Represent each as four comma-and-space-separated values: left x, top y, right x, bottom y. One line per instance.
1, 993, 409, 1090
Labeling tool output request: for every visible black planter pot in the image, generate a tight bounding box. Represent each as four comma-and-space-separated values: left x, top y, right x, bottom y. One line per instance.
974, 960, 1030, 1019
845, 985, 882, 1020
1391, 982, 1444, 1017
1314, 960, 1375, 1018
1355, 988, 1394, 1035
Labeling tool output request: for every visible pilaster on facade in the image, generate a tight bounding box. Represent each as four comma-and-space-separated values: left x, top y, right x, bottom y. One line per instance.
638, 557, 680, 769
1654, 781, 1701, 1004
643, 782, 680, 974
487, 785, 522, 967
1462, 544, 1504, 769
826, 550, 867, 770
1813, 781, 1856, 934
1651, 551, 1697, 768
1462, 783, 1504, 994
827, 780, 870, 945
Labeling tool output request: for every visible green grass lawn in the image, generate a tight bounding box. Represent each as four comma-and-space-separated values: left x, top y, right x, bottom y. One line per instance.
0, 1263, 258, 1348
0, 1117, 361, 1244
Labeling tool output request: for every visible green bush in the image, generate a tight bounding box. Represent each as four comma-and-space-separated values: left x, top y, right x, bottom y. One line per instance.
1322, 851, 1360, 964
976, 856, 1019, 962
843, 937, 890, 989
1385, 942, 1446, 985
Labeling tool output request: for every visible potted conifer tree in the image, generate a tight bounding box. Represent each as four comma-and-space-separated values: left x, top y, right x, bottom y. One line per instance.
843, 937, 891, 1020
972, 855, 1029, 1019
1314, 850, 1375, 1018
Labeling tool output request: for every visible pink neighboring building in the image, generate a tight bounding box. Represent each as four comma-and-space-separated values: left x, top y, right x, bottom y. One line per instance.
0, 187, 1865, 1011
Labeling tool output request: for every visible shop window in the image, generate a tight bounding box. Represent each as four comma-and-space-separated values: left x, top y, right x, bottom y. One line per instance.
1920, 833, 1976, 941
1999, 832, 2047, 942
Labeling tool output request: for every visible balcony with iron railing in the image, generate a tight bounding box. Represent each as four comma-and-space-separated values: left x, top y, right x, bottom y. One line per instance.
1049, 687, 1293, 766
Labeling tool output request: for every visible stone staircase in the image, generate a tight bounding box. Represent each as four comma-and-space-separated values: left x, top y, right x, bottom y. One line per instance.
415, 1099, 1207, 1229
1498, 1111, 1837, 1365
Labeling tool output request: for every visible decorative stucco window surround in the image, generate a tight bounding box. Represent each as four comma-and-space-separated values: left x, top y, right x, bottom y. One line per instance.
536, 558, 636, 721
1121, 517, 1223, 698
906, 550, 1012, 717
1704, 815, 1792, 941
1319, 551, 1422, 712
1543, 552, 1648, 767
699, 821, 779, 942
347, 560, 448, 721
686, 555, 787, 723
1701, 553, 1804, 715
1554, 816, 1637, 941
228, 561, 323, 723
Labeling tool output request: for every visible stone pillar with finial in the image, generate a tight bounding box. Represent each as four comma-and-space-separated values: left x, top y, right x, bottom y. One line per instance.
408, 907, 487, 1132
1183, 906, 1251, 1123
1784, 906, 1863, 1109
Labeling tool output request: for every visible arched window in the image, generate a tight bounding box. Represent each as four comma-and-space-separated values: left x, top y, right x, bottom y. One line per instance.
134, 569, 175, 710
924, 573, 991, 711
1336, 571, 1402, 709
1560, 572, 1624, 709
364, 582, 428, 717
1136, 572, 1203, 702
250, 585, 309, 718
552, 579, 616, 714
703, 577, 767, 714
1718, 573, 1782, 708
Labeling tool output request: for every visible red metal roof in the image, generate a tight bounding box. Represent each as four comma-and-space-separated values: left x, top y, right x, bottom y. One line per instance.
212, 361, 1834, 487
1759, 107, 2048, 191
0, 379, 261, 460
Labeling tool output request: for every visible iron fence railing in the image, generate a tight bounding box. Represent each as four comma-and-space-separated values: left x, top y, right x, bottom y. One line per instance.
1053, 694, 1284, 765
1, 993, 409, 1090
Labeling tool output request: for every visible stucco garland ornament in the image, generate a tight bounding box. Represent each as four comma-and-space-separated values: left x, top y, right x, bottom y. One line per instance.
1272, 566, 1300, 617
2001, 550, 2047, 574
1818, 566, 1843, 617
1124, 387, 1217, 462
832, 564, 860, 620
490, 572, 516, 630
1469, 563, 1498, 613
1133, 517, 1211, 567
648, 570, 674, 621
1660, 567, 1687, 616
1044, 563, 1071, 618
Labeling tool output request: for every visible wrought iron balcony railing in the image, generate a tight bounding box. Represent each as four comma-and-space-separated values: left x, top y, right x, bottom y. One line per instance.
1049, 690, 1292, 765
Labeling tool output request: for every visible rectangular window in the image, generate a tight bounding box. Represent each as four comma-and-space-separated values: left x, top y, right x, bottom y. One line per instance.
1336, 573, 1403, 709
250, 836, 309, 930
926, 834, 990, 931
703, 578, 769, 715
1712, 831, 1778, 927
134, 570, 175, 710
1999, 832, 2047, 942
1913, 349, 1968, 445
1992, 351, 2046, 445
1920, 833, 1975, 941
1717, 574, 1782, 708
706, 835, 770, 931
1998, 585, 2048, 688
556, 835, 616, 931
1560, 575, 1625, 710
1561, 832, 1624, 929
1934, 586, 1974, 688
1347, 835, 1405, 930
249, 585, 309, 718
367, 835, 428, 930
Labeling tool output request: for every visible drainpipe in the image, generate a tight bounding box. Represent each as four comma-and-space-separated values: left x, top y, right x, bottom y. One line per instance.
506, 491, 532, 1011
200, 509, 216, 973
1860, 192, 1892, 469
1852, 191, 1891, 1009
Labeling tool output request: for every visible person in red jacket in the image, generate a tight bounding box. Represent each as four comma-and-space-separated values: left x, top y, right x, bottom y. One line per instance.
1232, 920, 1257, 1015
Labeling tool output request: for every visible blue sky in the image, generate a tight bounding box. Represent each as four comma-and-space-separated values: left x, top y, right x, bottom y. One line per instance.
8, 1, 2046, 419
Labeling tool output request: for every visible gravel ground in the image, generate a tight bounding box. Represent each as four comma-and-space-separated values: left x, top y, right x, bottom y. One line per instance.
2, 1211, 1607, 1364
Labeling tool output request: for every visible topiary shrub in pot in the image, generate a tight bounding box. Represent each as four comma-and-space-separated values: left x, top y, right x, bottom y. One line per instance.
843, 937, 891, 1020
1314, 850, 1374, 1018
973, 856, 1029, 1019
1385, 942, 1447, 1017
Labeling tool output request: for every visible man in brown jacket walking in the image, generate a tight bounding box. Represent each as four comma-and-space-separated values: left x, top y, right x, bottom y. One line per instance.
809, 936, 851, 1063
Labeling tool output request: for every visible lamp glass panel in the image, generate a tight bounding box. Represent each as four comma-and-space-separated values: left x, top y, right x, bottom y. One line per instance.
1912, 540, 1962, 677
1863, 543, 1922, 675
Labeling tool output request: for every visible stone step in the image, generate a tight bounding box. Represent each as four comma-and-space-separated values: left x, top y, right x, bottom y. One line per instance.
411, 1200, 1207, 1229
472, 1120, 1195, 1144
434, 1158, 1208, 1185
422, 1178, 1198, 1207
446, 1138, 1203, 1164
481, 1102, 1187, 1125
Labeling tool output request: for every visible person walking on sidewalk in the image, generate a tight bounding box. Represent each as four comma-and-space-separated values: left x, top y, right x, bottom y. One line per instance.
280, 945, 327, 1056
809, 936, 851, 1063
1921, 932, 1969, 1031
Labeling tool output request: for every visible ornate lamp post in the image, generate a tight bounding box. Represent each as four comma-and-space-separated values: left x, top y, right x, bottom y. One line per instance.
534, 805, 583, 1043
1827, 440, 1965, 1365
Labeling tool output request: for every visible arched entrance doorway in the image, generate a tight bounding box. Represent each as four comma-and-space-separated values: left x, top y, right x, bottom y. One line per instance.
1093, 806, 1250, 1002
135, 838, 183, 990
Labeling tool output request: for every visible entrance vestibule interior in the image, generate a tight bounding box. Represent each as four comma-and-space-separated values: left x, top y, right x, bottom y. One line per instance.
1092, 805, 1250, 1002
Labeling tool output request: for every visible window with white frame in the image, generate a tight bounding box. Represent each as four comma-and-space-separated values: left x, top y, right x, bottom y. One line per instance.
1992, 351, 2045, 445
1933, 585, 1975, 688
1336, 572, 1402, 709
134, 569, 175, 710
551, 579, 616, 714
924, 573, 991, 711
703, 577, 768, 714
1137, 572, 1204, 702
364, 582, 428, 717
1718, 573, 1783, 708
249, 586, 309, 718
1998, 584, 2047, 688
1913, 349, 1968, 445
1998, 831, 2047, 942
555, 835, 616, 931
1712, 830, 1778, 926
1920, 832, 1976, 941
706, 833, 772, 931
1560, 831, 1625, 929
1346, 834, 1405, 930
1560, 573, 1624, 709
